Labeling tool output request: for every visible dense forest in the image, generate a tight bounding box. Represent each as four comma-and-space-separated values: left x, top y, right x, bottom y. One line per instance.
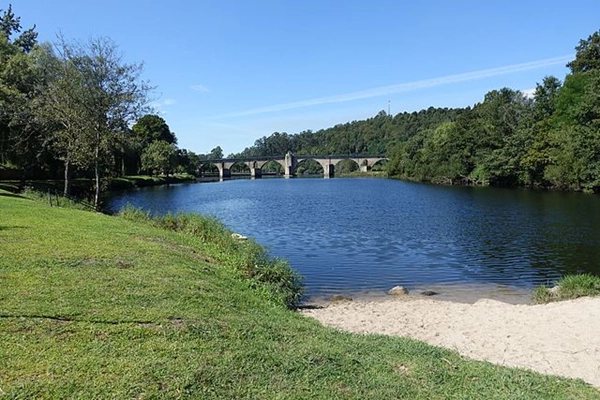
2, 3, 600, 196
234, 107, 463, 158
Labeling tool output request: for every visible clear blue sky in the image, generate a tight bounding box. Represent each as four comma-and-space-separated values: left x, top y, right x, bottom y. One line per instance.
10, 1, 600, 155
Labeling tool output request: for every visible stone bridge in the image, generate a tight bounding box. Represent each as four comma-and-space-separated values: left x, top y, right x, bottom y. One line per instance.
200, 152, 388, 179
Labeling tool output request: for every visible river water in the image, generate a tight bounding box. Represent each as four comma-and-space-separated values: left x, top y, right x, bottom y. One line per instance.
107, 178, 600, 303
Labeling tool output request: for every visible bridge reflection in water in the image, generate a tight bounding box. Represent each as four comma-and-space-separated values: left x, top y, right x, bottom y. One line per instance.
201, 151, 388, 179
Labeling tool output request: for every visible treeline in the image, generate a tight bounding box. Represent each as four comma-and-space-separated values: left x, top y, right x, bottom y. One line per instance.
235, 30, 600, 192
234, 107, 463, 158
0, 5, 223, 207
388, 29, 600, 192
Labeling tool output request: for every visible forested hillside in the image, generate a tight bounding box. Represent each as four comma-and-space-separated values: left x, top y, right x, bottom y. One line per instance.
387, 37, 600, 192
234, 107, 463, 157
236, 30, 600, 192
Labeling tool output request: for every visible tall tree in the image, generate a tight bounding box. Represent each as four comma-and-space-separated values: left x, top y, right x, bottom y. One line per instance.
0, 4, 37, 52
141, 140, 176, 178
0, 4, 41, 173
39, 35, 152, 206
131, 114, 176, 173
208, 146, 223, 159
132, 114, 176, 146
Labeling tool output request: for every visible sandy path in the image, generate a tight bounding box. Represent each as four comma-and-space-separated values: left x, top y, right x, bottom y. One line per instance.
301, 296, 600, 387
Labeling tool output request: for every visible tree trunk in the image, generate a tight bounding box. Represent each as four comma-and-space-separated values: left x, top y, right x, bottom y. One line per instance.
63, 159, 71, 196
94, 145, 100, 210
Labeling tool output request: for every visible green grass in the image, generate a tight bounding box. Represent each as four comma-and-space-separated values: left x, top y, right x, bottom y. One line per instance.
1, 191, 599, 398
533, 274, 600, 304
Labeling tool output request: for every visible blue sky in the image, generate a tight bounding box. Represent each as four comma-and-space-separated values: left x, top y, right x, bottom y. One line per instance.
10, 1, 600, 155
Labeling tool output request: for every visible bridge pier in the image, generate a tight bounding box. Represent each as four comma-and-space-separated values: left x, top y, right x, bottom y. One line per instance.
323, 164, 334, 178
284, 166, 295, 178
250, 168, 262, 179
360, 165, 369, 172
220, 168, 231, 179
284, 151, 296, 178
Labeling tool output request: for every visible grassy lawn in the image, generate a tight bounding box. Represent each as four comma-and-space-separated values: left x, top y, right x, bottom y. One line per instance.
1, 190, 598, 399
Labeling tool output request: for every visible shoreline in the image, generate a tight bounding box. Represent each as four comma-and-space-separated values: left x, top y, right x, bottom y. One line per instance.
303, 282, 534, 306
301, 294, 600, 388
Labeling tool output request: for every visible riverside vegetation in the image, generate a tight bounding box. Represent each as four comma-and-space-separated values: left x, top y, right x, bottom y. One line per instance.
1, 190, 600, 398
533, 274, 600, 304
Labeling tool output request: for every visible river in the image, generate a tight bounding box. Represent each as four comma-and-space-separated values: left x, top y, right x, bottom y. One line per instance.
107, 178, 600, 303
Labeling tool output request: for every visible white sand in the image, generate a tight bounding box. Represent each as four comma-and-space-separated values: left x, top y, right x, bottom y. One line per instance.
301, 296, 600, 387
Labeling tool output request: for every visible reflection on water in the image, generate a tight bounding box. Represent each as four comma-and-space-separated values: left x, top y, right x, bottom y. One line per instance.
108, 178, 600, 301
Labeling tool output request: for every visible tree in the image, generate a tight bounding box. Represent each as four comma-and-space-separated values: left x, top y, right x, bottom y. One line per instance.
132, 114, 176, 146
208, 146, 223, 159
39, 35, 152, 207
176, 148, 201, 175
130, 114, 176, 173
141, 140, 176, 177
533, 76, 562, 121
567, 30, 600, 74
0, 4, 38, 52
545, 70, 600, 191
0, 4, 43, 176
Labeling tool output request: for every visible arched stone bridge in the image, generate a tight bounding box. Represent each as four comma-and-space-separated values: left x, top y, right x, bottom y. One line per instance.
201, 151, 388, 179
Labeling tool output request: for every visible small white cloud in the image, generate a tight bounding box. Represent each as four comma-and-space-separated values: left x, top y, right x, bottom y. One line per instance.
522, 88, 536, 99
151, 98, 176, 108
150, 98, 176, 115
191, 84, 210, 93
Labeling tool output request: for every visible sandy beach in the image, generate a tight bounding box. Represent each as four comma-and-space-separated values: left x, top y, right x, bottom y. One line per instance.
301, 295, 600, 387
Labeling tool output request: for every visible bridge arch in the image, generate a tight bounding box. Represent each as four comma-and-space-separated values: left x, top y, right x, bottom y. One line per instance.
370, 158, 389, 171
334, 158, 360, 174
257, 160, 284, 175
255, 159, 285, 171
230, 161, 251, 175
295, 158, 325, 176
199, 161, 219, 176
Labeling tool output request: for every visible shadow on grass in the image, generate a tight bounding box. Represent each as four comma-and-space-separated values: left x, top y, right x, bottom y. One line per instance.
0, 192, 28, 199
0, 225, 29, 231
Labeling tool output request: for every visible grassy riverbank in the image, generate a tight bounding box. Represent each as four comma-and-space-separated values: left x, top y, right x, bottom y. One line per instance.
1, 191, 599, 398
533, 274, 600, 304
0, 174, 197, 202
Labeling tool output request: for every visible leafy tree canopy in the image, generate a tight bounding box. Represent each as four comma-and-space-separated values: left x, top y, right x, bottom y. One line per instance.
132, 114, 177, 146
208, 146, 223, 159
567, 30, 600, 74
141, 140, 177, 176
